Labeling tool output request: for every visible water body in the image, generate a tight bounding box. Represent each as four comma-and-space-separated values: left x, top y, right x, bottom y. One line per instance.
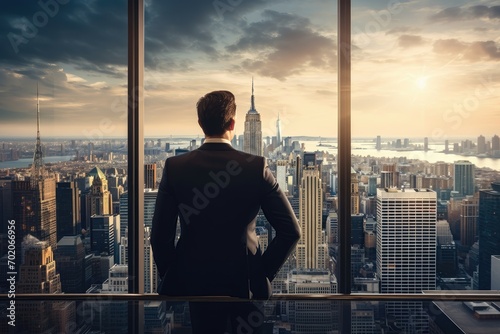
302, 140, 500, 171
2, 140, 498, 171
0, 156, 74, 169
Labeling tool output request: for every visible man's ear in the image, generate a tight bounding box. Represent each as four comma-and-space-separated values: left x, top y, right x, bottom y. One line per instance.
227, 118, 235, 131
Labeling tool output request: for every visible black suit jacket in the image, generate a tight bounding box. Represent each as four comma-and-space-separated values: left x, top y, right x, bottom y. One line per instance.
151, 143, 300, 298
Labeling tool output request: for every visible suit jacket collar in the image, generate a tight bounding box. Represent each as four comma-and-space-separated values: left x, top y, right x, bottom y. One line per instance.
198, 142, 236, 151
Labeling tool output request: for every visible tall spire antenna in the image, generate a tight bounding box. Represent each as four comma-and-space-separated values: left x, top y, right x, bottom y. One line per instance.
32, 82, 44, 184
249, 77, 257, 113
276, 111, 282, 146
37, 82, 40, 138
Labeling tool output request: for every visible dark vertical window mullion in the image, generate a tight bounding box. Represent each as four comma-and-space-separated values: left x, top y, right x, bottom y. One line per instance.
337, 0, 351, 294
338, 0, 352, 331
128, 0, 145, 332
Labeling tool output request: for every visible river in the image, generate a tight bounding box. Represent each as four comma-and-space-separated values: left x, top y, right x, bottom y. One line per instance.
301, 140, 500, 171
0, 155, 75, 169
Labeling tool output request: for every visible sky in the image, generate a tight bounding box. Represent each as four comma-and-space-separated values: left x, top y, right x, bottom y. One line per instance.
0, 0, 499, 140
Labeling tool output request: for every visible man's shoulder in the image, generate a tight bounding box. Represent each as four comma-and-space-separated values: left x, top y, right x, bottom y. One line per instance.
165, 147, 266, 169
225, 151, 268, 172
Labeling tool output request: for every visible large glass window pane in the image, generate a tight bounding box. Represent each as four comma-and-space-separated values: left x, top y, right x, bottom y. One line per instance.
0, 1, 127, 332
352, 0, 500, 332
144, 0, 340, 330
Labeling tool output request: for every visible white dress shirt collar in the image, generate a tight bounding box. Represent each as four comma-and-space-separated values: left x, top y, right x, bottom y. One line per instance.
203, 138, 232, 145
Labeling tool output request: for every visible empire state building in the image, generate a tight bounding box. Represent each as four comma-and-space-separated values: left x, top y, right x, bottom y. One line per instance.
243, 79, 263, 156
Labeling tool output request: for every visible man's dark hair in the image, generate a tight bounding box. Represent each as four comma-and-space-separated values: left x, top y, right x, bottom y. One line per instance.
197, 90, 236, 136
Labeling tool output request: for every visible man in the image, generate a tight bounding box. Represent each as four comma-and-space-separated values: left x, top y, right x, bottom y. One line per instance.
151, 90, 300, 333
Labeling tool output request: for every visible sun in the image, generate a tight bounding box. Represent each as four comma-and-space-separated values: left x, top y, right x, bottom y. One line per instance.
416, 76, 427, 90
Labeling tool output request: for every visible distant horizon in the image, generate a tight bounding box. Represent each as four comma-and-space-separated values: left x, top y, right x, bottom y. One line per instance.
0, 135, 494, 143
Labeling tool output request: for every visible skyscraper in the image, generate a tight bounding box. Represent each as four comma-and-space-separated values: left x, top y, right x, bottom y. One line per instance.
380, 163, 400, 188
12, 87, 57, 251
17, 235, 73, 333
54, 235, 85, 293
287, 269, 338, 333
144, 189, 158, 228
18, 235, 61, 293
367, 175, 377, 196
120, 189, 158, 235
0, 180, 12, 235
477, 135, 486, 154
276, 160, 288, 194
243, 78, 263, 156
351, 167, 360, 214
376, 135, 381, 150
90, 214, 118, 259
436, 220, 457, 277
460, 195, 478, 248
56, 181, 81, 241
93, 264, 129, 334
119, 226, 158, 293
376, 187, 437, 332
492, 134, 500, 153
85, 166, 113, 228
453, 160, 475, 196
377, 188, 437, 291
380, 171, 395, 188
478, 182, 500, 290
144, 163, 157, 189
303, 152, 317, 169
297, 167, 329, 269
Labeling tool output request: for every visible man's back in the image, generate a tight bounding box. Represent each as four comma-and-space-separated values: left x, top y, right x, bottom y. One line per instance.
152, 142, 299, 298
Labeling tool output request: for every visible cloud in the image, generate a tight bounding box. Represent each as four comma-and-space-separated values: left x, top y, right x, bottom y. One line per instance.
386, 26, 420, 35
0, 0, 286, 78
0, 66, 126, 135
144, 0, 278, 64
430, 5, 500, 22
398, 35, 424, 48
226, 10, 336, 80
433, 39, 500, 61
0, 1, 127, 78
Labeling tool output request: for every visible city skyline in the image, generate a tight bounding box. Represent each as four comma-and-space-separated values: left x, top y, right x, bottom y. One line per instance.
2, 114, 500, 331
0, 0, 499, 138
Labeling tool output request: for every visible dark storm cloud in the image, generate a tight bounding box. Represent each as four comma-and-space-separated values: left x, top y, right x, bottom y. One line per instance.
227, 10, 336, 80
0, 0, 280, 77
144, 0, 280, 66
0, 1, 128, 77
433, 39, 500, 61
430, 5, 500, 22
397, 35, 424, 48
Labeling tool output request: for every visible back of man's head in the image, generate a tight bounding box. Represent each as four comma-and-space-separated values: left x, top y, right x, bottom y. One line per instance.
197, 90, 236, 136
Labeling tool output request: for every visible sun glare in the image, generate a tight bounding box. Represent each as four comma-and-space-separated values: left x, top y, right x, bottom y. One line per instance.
416, 76, 427, 90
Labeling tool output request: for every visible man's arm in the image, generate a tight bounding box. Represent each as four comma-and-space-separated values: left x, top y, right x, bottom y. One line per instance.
260, 164, 301, 281
151, 159, 179, 278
